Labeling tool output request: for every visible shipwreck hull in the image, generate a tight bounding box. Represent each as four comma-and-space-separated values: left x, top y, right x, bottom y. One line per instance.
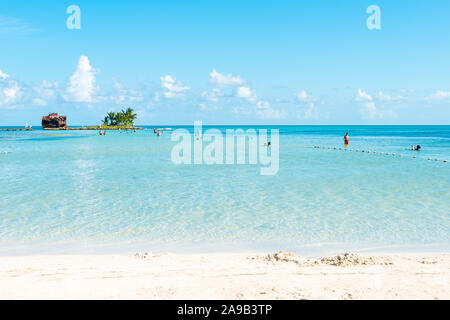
42, 113, 67, 129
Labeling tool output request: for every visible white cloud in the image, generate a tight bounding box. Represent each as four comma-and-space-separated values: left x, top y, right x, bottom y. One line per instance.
373, 91, 405, 102
297, 102, 318, 120
295, 90, 315, 102
295, 90, 318, 120
3, 81, 20, 102
256, 100, 285, 120
160, 75, 190, 99
112, 78, 124, 91
0, 16, 35, 34
256, 100, 270, 109
209, 69, 245, 87
32, 98, 47, 106
360, 101, 397, 120
111, 79, 144, 104
0, 69, 9, 80
356, 88, 372, 101
360, 101, 378, 119
256, 108, 285, 120
237, 86, 257, 101
64, 56, 97, 103
356, 89, 397, 120
429, 90, 450, 100
0, 79, 21, 108
304, 102, 317, 119
33, 80, 59, 106
375, 91, 391, 101
356, 89, 383, 119
201, 88, 224, 102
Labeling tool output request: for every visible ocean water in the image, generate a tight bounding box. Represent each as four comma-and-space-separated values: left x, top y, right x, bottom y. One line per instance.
0, 125, 449, 256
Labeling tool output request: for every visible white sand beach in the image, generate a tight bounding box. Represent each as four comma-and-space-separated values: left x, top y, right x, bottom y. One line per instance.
0, 251, 449, 300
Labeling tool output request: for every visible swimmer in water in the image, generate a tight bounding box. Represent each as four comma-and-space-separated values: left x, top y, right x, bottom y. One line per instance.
344, 133, 349, 146
99, 130, 103, 136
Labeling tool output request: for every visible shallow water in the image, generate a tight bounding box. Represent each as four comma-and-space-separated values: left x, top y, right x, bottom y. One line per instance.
0, 125, 449, 255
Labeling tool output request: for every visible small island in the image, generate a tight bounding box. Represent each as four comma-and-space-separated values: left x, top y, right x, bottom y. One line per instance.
100, 108, 141, 130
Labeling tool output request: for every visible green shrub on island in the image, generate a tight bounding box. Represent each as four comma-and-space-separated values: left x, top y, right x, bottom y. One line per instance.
102, 108, 137, 127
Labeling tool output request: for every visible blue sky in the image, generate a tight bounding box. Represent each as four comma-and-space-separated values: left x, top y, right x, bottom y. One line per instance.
0, 0, 449, 125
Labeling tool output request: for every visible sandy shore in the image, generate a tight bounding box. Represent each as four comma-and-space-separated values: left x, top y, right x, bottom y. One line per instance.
0, 251, 448, 300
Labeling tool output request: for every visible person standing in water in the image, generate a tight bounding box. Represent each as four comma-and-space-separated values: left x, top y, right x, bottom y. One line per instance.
344, 132, 349, 146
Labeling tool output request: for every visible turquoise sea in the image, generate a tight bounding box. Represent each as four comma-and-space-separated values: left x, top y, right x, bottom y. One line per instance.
0, 125, 449, 256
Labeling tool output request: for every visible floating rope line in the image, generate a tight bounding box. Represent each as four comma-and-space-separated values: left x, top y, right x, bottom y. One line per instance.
313, 146, 448, 163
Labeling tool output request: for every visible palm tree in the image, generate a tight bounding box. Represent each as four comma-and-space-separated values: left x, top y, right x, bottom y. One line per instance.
107, 111, 116, 126
116, 112, 125, 126
122, 107, 137, 126
103, 108, 136, 127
